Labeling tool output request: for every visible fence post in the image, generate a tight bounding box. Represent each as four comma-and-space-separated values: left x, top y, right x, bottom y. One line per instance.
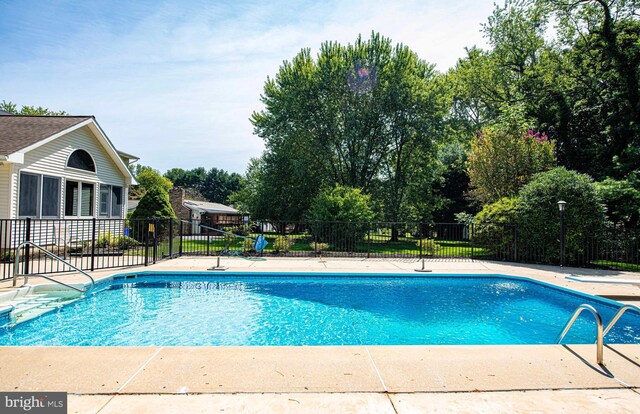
91, 217, 96, 271
513, 225, 518, 262
153, 218, 158, 264
169, 218, 174, 258
470, 223, 474, 260
23, 217, 31, 275
144, 220, 149, 266
367, 223, 371, 258
419, 223, 423, 259
179, 220, 184, 256
207, 234, 210, 256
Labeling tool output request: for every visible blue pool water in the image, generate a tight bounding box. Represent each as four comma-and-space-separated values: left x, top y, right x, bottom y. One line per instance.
1, 272, 639, 346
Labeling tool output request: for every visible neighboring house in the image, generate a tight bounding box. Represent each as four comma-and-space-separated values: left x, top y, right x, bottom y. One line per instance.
169, 187, 245, 234
0, 115, 137, 247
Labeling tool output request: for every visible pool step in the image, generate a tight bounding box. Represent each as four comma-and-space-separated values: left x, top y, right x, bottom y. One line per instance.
5, 292, 83, 326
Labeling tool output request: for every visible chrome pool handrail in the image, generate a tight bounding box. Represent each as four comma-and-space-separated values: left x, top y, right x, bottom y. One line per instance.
12, 241, 95, 294
603, 304, 640, 337
556, 304, 604, 365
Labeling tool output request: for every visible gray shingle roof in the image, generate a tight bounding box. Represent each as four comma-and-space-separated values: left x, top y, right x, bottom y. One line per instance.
183, 200, 240, 214
0, 115, 93, 156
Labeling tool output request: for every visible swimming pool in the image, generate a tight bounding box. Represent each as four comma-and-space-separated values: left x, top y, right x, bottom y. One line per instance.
1, 272, 639, 346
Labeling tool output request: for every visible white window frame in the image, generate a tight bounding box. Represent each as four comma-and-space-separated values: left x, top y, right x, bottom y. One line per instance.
98, 184, 124, 218
64, 179, 95, 218
65, 149, 97, 174
17, 172, 61, 219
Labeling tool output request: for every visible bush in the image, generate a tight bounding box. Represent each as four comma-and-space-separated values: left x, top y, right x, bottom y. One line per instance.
517, 167, 607, 263
595, 178, 640, 227
242, 238, 255, 252
310, 242, 329, 253
0, 250, 15, 263
95, 232, 113, 248
222, 227, 236, 245
273, 236, 293, 253
416, 238, 440, 256
131, 187, 176, 220
468, 127, 556, 204
130, 187, 176, 242
307, 186, 375, 248
112, 235, 140, 250
473, 198, 519, 256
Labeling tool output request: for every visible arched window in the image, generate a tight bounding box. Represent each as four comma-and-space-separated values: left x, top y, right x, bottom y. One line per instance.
67, 149, 96, 172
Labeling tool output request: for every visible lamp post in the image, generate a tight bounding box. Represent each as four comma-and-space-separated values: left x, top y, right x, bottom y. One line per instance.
558, 201, 566, 267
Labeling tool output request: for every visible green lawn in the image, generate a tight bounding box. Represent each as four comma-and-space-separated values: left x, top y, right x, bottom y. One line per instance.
144, 235, 490, 258
590, 260, 640, 272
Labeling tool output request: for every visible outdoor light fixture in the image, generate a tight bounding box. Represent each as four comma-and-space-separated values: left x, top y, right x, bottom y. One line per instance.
558, 201, 566, 267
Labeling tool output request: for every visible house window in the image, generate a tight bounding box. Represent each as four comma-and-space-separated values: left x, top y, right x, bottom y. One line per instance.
65, 180, 94, 217
67, 150, 96, 172
42, 176, 61, 217
99, 185, 123, 217
111, 186, 122, 217
99, 185, 110, 216
18, 173, 39, 217
18, 172, 60, 218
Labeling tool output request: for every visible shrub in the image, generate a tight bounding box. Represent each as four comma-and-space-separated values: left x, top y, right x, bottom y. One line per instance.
95, 232, 113, 248
310, 242, 329, 253
222, 227, 236, 245
0, 250, 15, 263
517, 167, 606, 263
468, 127, 556, 204
130, 187, 176, 242
131, 187, 176, 220
416, 238, 440, 256
112, 235, 140, 250
273, 236, 293, 253
242, 238, 255, 252
595, 178, 640, 227
307, 186, 375, 249
473, 198, 519, 256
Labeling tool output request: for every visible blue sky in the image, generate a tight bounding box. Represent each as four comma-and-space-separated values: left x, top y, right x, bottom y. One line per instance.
0, 0, 494, 174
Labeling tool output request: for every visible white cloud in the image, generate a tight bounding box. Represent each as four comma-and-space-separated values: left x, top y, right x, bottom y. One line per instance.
0, 0, 493, 174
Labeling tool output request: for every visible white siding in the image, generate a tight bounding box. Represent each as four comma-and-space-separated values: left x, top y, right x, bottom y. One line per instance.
16, 125, 128, 219
0, 163, 10, 218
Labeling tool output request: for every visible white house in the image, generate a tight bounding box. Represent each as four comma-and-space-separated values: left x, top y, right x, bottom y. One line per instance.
0, 115, 137, 247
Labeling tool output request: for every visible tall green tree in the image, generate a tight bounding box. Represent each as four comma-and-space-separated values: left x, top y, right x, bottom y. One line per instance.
164, 167, 242, 204
249, 32, 446, 224
450, 0, 640, 181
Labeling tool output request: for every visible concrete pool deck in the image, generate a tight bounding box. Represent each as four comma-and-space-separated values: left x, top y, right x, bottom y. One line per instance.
1, 257, 639, 413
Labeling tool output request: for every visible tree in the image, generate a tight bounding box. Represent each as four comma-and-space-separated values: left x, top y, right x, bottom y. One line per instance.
518, 167, 607, 263
449, 0, 640, 181
201, 168, 242, 204
130, 187, 176, 220
250, 32, 446, 225
467, 119, 556, 204
0, 100, 68, 115
137, 169, 173, 193
164, 167, 240, 204
307, 186, 376, 249
596, 178, 640, 227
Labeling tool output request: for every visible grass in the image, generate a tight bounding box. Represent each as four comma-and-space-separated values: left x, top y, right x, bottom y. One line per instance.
142, 234, 489, 258
590, 260, 640, 272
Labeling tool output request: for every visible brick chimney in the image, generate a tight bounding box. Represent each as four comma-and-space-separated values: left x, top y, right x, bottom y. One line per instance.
169, 187, 190, 221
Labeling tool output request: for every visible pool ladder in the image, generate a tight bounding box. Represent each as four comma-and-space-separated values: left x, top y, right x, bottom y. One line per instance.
12, 241, 95, 294
556, 303, 640, 365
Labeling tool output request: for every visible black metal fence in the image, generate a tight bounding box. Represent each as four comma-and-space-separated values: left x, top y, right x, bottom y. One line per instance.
1, 218, 638, 280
